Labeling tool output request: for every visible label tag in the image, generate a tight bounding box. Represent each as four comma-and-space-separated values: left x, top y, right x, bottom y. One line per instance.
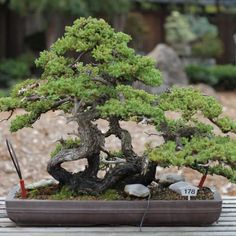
180, 186, 199, 200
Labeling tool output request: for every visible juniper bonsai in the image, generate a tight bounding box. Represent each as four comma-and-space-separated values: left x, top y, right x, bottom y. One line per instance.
0, 17, 236, 195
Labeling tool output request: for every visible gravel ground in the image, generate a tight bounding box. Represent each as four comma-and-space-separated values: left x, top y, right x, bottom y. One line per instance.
0, 89, 235, 196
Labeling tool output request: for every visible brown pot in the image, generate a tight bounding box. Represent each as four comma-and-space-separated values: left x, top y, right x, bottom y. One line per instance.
6, 185, 222, 226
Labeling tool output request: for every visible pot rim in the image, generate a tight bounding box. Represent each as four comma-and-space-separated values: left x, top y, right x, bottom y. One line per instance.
6, 185, 222, 203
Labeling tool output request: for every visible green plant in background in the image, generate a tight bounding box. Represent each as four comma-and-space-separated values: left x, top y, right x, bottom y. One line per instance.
185, 64, 217, 86
187, 15, 223, 58
8, 0, 132, 49
191, 33, 223, 58
185, 64, 236, 90
0, 89, 9, 98
9, 0, 131, 17
187, 15, 217, 38
165, 11, 223, 59
0, 52, 35, 90
0, 17, 235, 196
165, 11, 196, 46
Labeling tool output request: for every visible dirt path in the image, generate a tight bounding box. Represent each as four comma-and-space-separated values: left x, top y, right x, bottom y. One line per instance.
0, 91, 235, 196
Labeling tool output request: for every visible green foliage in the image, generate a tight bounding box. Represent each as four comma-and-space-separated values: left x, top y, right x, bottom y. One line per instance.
148, 136, 236, 183
0, 17, 157, 131
98, 85, 164, 121
187, 15, 217, 38
50, 138, 80, 157
0, 89, 9, 97
155, 118, 214, 138
0, 97, 19, 111
185, 64, 217, 86
185, 64, 236, 90
188, 16, 223, 58
212, 65, 236, 89
10, 79, 38, 97
9, 0, 131, 17
27, 188, 40, 199
158, 87, 222, 120
98, 189, 120, 200
50, 186, 74, 200
192, 33, 223, 58
49, 187, 120, 200
165, 11, 196, 45
27, 185, 121, 200
0, 53, 35, 89
215, 117, 236, 133
165, 12, 223, 58
109, 151, 125, 159
10, 114, 36, 132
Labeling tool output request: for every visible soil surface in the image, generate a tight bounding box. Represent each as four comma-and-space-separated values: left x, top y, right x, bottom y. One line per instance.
19, 184, 214, 201
0, 88, 236, 196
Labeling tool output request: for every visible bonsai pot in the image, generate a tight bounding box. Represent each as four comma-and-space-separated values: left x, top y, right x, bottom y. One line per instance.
6, 185, 222, 226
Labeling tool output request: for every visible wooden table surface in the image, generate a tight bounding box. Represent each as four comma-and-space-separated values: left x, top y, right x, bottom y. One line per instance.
0, 196, 236, 236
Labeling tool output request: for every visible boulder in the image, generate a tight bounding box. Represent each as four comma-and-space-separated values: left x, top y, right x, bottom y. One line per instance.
148, 44, 188, 86
124, 184, 150, 198
159, 173, 185, 187
133, 44, 188, 94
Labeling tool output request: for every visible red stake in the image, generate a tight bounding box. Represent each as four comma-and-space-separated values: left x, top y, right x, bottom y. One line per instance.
198, 166, 209, 188
198, 174, 207, 188
19, 179, 27, 199
6, 139, 27, 198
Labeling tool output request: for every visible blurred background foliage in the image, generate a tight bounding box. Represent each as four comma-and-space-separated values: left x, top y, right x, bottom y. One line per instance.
8, 0, 131, 16
0, 0, 236, 94
186, 64, 236, 90
164, 11, 223, 58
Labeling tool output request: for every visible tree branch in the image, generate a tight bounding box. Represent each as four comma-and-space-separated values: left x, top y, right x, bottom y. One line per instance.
92, 77, 111, 86
0, 110, 14, 122
69, 51, 87, 68
107, 117, 137, 161
101, 157, 126, 164
18, 82, 39, 96
144, 131, 162, 137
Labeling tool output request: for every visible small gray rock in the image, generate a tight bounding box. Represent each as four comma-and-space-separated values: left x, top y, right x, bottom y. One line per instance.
148, 181, 159, 190
124, 184, 150, 198
169, 181, 197, 195
159, 173, 185, 186
26, 178, 58, 190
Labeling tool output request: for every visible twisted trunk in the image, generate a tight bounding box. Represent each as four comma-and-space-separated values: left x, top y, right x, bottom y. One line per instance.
47, 109, 104, 190
47, 113, 157, 194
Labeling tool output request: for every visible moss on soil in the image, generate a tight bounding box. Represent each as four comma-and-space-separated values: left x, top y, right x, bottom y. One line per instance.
18, 184, 214, 201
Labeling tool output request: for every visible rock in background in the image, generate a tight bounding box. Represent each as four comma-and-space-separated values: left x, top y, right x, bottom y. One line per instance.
133, 44, 188, 94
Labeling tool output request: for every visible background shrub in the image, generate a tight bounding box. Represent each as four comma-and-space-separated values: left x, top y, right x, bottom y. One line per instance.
191, 33, 223, 58
185, 64, 236, 90
0, 52, 35, 89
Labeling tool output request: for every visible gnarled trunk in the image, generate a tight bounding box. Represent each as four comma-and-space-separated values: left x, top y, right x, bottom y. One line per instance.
47, 112, 157, 195
47, 109, 104, 191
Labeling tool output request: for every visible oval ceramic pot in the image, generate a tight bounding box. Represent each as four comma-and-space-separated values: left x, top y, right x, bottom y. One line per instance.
6, 186, 222, 226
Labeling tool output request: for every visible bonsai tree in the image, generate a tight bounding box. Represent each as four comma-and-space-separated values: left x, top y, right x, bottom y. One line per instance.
0, 17, 235, 195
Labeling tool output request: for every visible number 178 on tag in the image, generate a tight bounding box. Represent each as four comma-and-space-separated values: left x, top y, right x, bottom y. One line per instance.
181, 187, 199, 200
